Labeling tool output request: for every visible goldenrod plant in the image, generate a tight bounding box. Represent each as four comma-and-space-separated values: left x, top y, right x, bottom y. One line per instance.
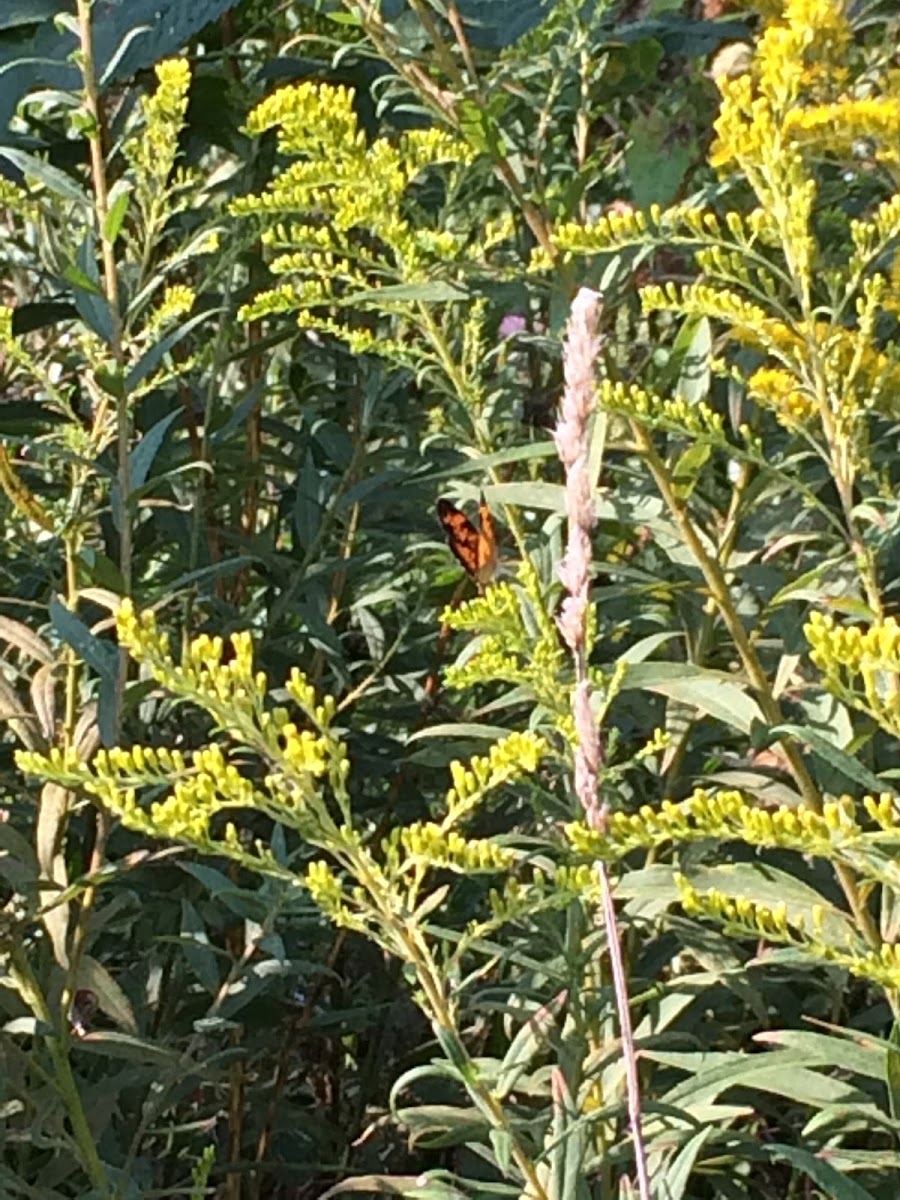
537, 0, 900, 1036
0, 11, 230, 1189
16, 601, 573, 1200
8, 0, 900, 1196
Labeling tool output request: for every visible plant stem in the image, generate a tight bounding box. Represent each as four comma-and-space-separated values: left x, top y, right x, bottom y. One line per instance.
11, 946, 111, 1195
596, 861, 651, 1199
76, 0, 130, 611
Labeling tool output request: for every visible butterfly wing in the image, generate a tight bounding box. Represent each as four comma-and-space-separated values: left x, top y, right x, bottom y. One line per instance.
437, 495, 497, 585
437, 498, 481, 577
475, 493, 497, 584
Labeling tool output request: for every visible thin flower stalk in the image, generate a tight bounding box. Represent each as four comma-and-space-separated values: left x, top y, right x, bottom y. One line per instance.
555, 288, 650, 1200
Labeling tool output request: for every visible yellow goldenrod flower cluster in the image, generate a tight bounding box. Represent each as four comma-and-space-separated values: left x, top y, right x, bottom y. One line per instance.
16, 594, 558, 971
710, 0, 853, 172
539, 202, 746, 266
747, 366, 817, 426
535, 0, 900, 467
786, 96, 900, 163
598, 379, 724, 439
641, 282, 773, 347
16, 602, 347, 853
124, 58, 192, 187
565, 786, 898, 863
229, 81, 484, 358
440, 581, 520, 631
676, 875, 900, 991
16, 739, 266, 849
678, 877, 812, 941
391, 821, 516, 873
445, 731, 549, 823
116, 600, 269, 714
442, 576, 567, 717
144, 285, 196, 341
486, 872, 557, 926
805, 611, 900, 735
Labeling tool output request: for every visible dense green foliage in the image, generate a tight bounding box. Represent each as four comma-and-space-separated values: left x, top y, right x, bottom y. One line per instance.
3, 1, 900, 1198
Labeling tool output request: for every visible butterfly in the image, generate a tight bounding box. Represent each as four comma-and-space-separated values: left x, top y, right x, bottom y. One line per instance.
436, 492, 497, 585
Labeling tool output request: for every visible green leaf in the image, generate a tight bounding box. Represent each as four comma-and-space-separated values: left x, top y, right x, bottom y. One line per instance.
615, 15, 751, 57
49, 599, 117, 681
407, 722, 512, 744
0, 145, 87, 204
619, 661, 764, 735
422, 442, 556, 481
391, 1103, 489, 1148
764, 723, 894, 796
674, 314, 712, 406
69, 234, 115, 342
756, 1028, 885, 1082
342, 280, 469, 305
75, 955, 138, 1034
102, 178, 132, 244
759, 1143, 877, 1200
49, 598, 119, 744
618, 631, 683, 664
655, 1049, 872, 1112
11, 300, 77, 335
479, 480, 566, 511
74, 1031, 184, 1066
319, 1176, 468, 1199
657, 1127, 712, 1200
625, 107, 695, 210
180, 900, 222, 994
887, 1022, 900, 1121
130, 409, 180, 491
61, 260, 104, 298
293, 449, 322, 551
0, 2, 61, 31
0, 614, 53, 663
671, 440, 712, 500
495, 991, 566, 1099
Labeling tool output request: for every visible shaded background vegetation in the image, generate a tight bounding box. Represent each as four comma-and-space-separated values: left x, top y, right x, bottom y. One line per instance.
3, 0, 900, 1197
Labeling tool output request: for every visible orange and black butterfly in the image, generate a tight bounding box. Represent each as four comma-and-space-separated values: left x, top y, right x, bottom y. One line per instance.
436, 492, 497, 585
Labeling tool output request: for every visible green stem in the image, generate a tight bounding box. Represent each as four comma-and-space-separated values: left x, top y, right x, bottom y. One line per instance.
395, 922, 552, 1200
76, 0, 130, 609
11, 946, 111, 1195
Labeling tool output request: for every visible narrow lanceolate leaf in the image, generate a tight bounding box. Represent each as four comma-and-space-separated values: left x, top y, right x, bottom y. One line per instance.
48, 598, 118, 681
655, 1127, 712, 1200
129, 409, 180, 491
102, 178, 132, 244
75, 955, 138, 1034
0, 614, 53, 664
619, 660, 764, 735
759, 1144, 877, 1200
318, 1176, 468, 1199
0, 672, 41, 750
496, 990, 567, 1099
886, 1023, 900, 1121
36, 782, 71, 967
125, 309, 212, 391
29, 661, 56, 743
0, 443, 54, 532
765, 723, 894, 796
0, 146, 88, 204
